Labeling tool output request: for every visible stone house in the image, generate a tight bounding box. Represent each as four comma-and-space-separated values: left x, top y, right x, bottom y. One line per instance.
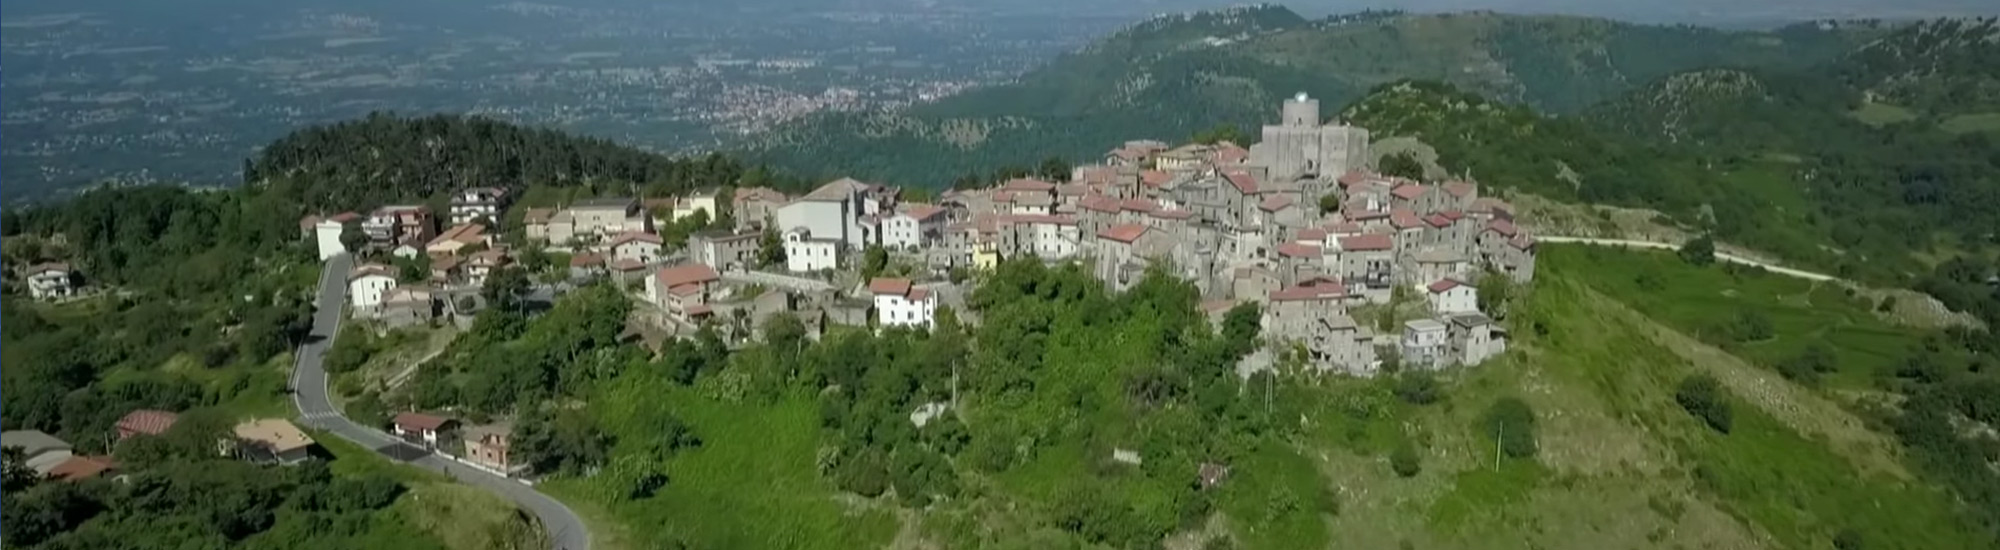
540, 198, 650, 246
1336, 234, 1394, 288
464, 422, 528, 475
381, 286, 438, 329
733, 187, 790, 231
1477, 219, 1537, 283
607, 231, 664, 266
1400, 319, 1451, 370
689, 230, 761, 271
25, 262, 77, 301
648, 263, 723, 324
1448, 313, 1506, 366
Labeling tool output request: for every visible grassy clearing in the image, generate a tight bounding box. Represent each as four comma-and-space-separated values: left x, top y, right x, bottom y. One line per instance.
318, 434, 544, 550
544, 372, 898, 550
1540, 244, 1920, 387
1940, 112, 2000, 134
1850, 101, 1917, 126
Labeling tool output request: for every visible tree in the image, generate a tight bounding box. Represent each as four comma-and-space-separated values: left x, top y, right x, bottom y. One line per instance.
338, 226, 368, 253
1676, 374, 1733, 434
861, 245, 889, 280
1394, 371, 1442, 405
1220, 302, 1262, 358
1482, 397, 1538, 459
1679, 234, 1716, 266
482, 266, 531, 311
1777, 344, 1837, 385
1390, 443, 1422, 477
1476, 268, 1513, 319
1380, 152, 1425, 180
757, 226, 785, 268
1037, 156, 1072, 182
1191, 123, 1246, 145
1318, 193, 1340, 214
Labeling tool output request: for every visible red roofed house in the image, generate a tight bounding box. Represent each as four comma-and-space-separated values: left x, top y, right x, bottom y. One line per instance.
391, 412, 456, 449
1253, 194, 1305, 230
115, 410, 179, 440
1476, 219, 1537, 283
886, 204, 950, 250
1337, 233, 1396, 291
46, 456, 114, 481
1440, 180, 1479, 211
869, 278, 936, 329
1093, 223, 1171, 288
607, 231, 664, 266
1426, 278, 1478, 315
648, 263, 723, 323
25, 262, 78, 301
1272, 242, 1326, 286
1263, 276, 1378, 374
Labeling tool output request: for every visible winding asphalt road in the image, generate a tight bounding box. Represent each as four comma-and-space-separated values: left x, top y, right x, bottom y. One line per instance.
1537, 236, 1840, 282
290, 253, 591, 550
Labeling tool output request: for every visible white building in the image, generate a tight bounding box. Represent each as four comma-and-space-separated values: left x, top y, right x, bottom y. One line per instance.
314, 218, 351, 260
1425, 279, 1478, 316
1401, 319, 1450, 370
448, 187, 509, 227
884, 204, 948, 251
348, 264, 398, 314
24, 263, 76, 301
607, 232, 664, 266
869, 278, 935, 329
673, 188, 721, 222
784, 228, 842, 272
775, 178, 872, 250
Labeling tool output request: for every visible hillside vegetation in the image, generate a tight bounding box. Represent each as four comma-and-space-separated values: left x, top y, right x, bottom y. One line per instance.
746, 7, 1882, 185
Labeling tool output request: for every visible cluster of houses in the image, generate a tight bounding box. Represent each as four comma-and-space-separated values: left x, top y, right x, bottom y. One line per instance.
388, 412, 526, 476
634, 93, 1533, 375
1, 410, 317, 483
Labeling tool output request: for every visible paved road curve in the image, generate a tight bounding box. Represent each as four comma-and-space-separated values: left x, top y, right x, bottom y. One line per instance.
1537, 236, 1840, 282
290, 253, 592, 550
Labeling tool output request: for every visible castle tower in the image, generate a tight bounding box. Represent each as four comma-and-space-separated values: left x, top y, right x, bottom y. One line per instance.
1281, 92, 1320, 127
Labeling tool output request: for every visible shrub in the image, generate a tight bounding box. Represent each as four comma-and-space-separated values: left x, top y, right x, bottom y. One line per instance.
1394, 372, 1442, 405
1676, 374, 1733, 434
1390, 443, 1422, 478
1482, 397, 1538, 459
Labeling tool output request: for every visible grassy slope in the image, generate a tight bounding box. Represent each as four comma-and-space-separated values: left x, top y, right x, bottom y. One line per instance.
317, 435, 544, 550
534, 245, 1983, 550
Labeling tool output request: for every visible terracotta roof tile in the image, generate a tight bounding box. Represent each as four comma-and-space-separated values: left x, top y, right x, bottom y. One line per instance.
1275, 243, 1321, 259
1002, 178, 1056, 192
1391, 184, 1429, 200
1120, 198, 1157, 213
1097, 224, 1149, 244
1427, 279, 1462, 293
1339, 233, 1394, 251
1258, 195, 1296, 212
1486, 219, 1520, 238
1390, 208, 1425, 230
116, 410, 178, 437
656, 264, 720, 287
1151, 209, 1194, 220
1443, 181, 1476, 197
868, 278, 913, 296
1224, 171, 1259, 195
1425, 213, 1453, 228
393, 412, 451, 431
1141, 170, 1172, 188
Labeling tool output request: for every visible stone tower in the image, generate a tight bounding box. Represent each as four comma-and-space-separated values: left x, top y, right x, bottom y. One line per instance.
1281, 92, 1319, 127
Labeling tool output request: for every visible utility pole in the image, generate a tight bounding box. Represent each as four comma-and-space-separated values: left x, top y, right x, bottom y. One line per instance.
1493, 423, 1503, 472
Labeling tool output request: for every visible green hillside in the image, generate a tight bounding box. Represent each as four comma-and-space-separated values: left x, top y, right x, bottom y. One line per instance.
495, 248, 1999, 550
744, 7, 1882, 186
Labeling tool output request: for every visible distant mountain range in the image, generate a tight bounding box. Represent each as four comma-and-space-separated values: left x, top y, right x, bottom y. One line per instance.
742, 5, 1894, 185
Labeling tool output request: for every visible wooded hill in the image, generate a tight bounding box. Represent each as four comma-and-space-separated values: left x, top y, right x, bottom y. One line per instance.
744, 7, 1888, 185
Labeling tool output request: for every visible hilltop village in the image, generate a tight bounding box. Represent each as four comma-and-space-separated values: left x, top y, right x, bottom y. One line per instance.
306, 93, 1535, 381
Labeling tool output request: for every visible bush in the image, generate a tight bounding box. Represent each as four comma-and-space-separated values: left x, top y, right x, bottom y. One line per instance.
1394, 372, 1442, 405
1676, 374, 1733, 434
1482, 397, 1538, 459
1776, 344, 1837, 385
1390, 443, 1421, 477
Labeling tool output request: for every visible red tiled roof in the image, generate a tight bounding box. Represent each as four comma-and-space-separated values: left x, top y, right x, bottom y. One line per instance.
657, 264, 720, 287
1510, 235, 1537, 250
569, 253, 603, 267
610, 258, 646, 272
47, 456, 112, 481
393, 412, 451, 431
907, 287, 932, 301
1141, 170, 1172, 188
1338, 170, 1370, 185
991, 191, 1016, 204
1326, 221, 1363, 235
1151, 209, 1194, 220
1080, 195, 1122, 213
1120, 198, 1156, 213
668, 283, 704, 297
1097, 224, 1149, 244
1443, 181, 1476, 197
1258, 195, 1296, 212
1271, 279, 1348, 302
1486, 219, 1520, 238
685, 304, 714, 316
116, 410, 178, 437
1425, 213, 1453, 228
1441, 210, 1466, 221
348, 264, 395, 282
1391, 184, 1429, 200
1212, 144, 1249, 164
1275, 243, 1321, 259
1224, 171, 1258, 194
1339, 234, 1394, 251
869, 278, 914, 296
1390, 208, 1425, 229
26, 262, 70, 276
522, 208, 555, 224
1002, 178, 1056, 192
902, 204, 947, 221
1427, 279, 1463, 293
608, 231, 662, 247
328, 212, 362, 223
1297, 227, 1328, 241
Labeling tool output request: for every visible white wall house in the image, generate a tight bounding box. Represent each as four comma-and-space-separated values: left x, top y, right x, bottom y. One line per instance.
315, 220, 348, 260
348, 265, 398, 314
869, 278, 936, 329
775, 178, 869, 249
785, 228, 842, 272
1401, 319, 1450, 370
884, 204, 947, 250
608, 232, 664, 266
25, 263, 76, 301
448, 187, 508, 227
1425, 279, 1478, 315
